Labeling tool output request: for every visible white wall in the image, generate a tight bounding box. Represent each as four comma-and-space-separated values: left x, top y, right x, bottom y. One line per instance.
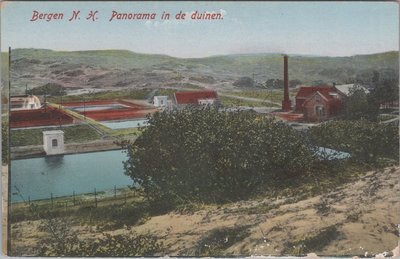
43, 131, 65, 155
154, 96, 168, 107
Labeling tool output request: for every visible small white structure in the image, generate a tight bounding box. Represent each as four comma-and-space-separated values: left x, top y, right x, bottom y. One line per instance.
153, 96, 168, 107
11, 95, 42, 111
43, 130, 65, 155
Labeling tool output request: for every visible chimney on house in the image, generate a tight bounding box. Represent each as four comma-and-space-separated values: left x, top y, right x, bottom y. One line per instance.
282, 55, 292, 111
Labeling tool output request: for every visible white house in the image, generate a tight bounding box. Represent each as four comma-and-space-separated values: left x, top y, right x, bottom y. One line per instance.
153, 96, 168, 107
43, 130, 65, 155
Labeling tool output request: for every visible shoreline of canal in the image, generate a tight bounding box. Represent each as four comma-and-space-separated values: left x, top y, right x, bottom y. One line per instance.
10, 139, 125, 160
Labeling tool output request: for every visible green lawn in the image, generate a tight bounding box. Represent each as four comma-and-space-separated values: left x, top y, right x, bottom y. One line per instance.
11, 124, 102, 147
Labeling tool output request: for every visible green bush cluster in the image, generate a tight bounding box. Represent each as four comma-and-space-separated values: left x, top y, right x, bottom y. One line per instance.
28, 83, 66, 96
39, 218, 163, 257
124, 106, 314, 206
309, 119, 399, 163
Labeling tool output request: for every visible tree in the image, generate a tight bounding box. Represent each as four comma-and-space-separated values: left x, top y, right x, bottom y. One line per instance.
233, 77, 254, 88
343, 85, 378, 121
28, 83, 66, 96
124, 107, 314, 206
369, 78, 399, 108
265, 79, 283, 89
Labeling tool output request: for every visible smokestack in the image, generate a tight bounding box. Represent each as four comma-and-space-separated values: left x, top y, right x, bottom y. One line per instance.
282, 55, 292, 111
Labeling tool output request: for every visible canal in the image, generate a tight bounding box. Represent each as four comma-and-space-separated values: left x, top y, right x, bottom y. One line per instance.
10, 150, 132, 203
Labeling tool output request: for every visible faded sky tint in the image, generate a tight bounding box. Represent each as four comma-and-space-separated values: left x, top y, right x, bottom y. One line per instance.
1, 1, 398, 58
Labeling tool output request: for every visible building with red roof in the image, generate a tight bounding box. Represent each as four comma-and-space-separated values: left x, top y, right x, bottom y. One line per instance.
295, 86, 345, 121
174, 90, 218, 106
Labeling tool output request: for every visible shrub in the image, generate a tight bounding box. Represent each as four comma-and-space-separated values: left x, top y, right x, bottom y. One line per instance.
309, 119, 399, 164
233, 77, 254, 87
28, 83, 65, 96
194, 226, 250, 256
124, 106, 314, 206
38, 218, 163, 256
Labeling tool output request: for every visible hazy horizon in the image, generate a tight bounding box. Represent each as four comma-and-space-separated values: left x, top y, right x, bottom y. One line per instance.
4, 47, 399, 60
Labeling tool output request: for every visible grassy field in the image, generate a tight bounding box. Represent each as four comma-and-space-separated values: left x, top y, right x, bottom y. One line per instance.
10, 124, 102, 147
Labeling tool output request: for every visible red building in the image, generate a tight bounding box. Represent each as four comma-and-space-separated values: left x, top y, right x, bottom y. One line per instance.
295, 86, 345, 121
174, 90, 218, 106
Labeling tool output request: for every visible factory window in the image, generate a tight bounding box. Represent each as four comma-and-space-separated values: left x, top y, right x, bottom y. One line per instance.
315, 106, 325, 117
52, 139, 58, 147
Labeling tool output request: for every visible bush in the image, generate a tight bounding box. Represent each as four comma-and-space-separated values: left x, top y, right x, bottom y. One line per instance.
233, 77, 254, 88
309, 119, 399, 163
124, 106, 314, 206
39, 218, 163, 256
28, 83, 65, 96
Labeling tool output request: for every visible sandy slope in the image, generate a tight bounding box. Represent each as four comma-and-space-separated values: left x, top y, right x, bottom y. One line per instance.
10, 166, 399, 256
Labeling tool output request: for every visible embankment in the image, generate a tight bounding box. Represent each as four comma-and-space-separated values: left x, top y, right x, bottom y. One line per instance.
10, 139, 123, 159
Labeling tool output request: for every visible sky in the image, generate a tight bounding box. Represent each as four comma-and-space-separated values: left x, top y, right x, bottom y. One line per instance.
1, 1, 398, 58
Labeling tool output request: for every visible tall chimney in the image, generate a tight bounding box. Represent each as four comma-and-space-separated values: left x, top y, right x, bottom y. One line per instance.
282, 55, 292, 111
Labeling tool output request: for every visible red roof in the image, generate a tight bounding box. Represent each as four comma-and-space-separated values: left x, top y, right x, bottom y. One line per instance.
296, 86, 341, 102
174, 90, 218, 105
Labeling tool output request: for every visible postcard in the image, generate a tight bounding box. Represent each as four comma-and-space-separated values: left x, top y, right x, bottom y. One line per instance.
1, 1, 399, 257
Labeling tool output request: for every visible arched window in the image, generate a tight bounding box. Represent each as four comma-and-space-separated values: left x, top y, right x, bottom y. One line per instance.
52, 139, 58, 147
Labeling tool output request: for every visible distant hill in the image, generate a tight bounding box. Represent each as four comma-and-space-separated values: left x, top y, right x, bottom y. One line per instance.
2, 48, 398, 95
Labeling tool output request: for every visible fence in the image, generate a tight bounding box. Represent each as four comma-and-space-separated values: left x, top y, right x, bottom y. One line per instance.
13, 185, 137, 212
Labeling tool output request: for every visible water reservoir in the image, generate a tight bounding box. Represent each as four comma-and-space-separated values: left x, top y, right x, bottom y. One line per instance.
10, 150, 132, 203
67, 104, 129, 112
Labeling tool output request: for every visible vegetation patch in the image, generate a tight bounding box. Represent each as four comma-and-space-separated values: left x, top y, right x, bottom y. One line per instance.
28, 83, 66, 96
125, 106, 314, 206
194, 226, 250, 256
37, 218, 163, 257
309, 119, 399, 164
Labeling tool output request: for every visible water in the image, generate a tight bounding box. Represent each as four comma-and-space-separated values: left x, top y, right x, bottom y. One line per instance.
67, 104, 128, 112
100, 119, 149, 129
10, 150, 132, 203
316, 147, 351, 160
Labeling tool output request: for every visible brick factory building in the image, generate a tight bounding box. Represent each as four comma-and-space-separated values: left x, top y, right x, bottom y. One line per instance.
295, 86, 345, 121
